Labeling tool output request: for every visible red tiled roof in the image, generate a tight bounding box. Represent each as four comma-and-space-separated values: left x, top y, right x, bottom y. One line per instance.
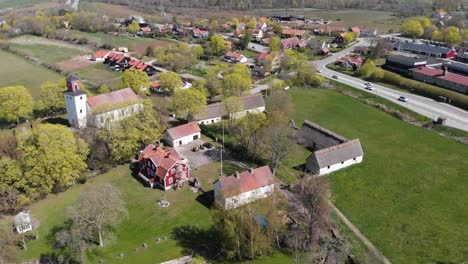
281, 37, 306, 49
258, 52, 268, 61
438, 72, 468, 86
218, 166, 274, 198
150, 81, 160, 88
193, 28, 208, 35
92, 50, 109, 59
166, 122, 201, 140
350, 26, 360, 33
413, 67, 443, 77
225, 51, 245, 62
282, 28, 305, 36
139, 145, 184, 179
261, 37, 270, 44
140, 26, 151, 32
87, 88, 141, 109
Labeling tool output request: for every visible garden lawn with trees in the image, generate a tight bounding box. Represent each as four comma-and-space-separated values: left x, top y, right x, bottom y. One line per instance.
288, 88, 468, 263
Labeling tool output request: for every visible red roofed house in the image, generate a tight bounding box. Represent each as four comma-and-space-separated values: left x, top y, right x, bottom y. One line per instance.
282, 28, 306, 39
224, 51, 248, 63
338, 56, 364, 70
349, 26, 360, 36
214, 166, 275, 210
91, 50, 110, 62
192, 28, 209, 38
411, 67, 468, 94
261, 37, 270, 45
138, 144, 190, 190
64, 75, 143, 129
163, 122, 201, 147
281, 37, 307, 50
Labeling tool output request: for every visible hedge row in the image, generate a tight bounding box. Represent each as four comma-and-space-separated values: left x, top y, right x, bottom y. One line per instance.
381, 70, 468, 111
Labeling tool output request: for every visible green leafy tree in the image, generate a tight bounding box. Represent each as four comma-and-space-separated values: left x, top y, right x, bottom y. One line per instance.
205, 70, 222, 100
290, 64, 324, 88
416, 16, 432, 28
119, 68, 150, 95
0, 86, 33, 123
210, 35, 226, 55
371, 67, 384, 81
443, 26, 462, 45
246, 19, 256, 29
401, 20, 424, 38
240, 30, 253, 49
36, 81, 66, 115
269, 36, 281, 52
230, 17, 240, 29
342, 32, 356, 44
103, 100, 164, 163
268, 79, 286, 92
223, 96, 243, 127
172, 89, 207, 121
272, 23, 283, 35
223, 74, 251, 96
159, 71, 183, 95
356, 60, 376, 79
127, 20, 140, 34
281, 50, 307, 70
98, 84, 110, 94
18, 124, 88, 198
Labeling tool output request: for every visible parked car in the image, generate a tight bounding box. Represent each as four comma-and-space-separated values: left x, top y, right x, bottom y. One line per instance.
203, 142, 213, 149
332, 75, 338, 79
398, 96, 409, 102
364, 82, 374, 90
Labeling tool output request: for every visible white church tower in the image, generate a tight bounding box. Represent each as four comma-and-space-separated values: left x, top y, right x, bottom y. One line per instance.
64, 75, 88, 129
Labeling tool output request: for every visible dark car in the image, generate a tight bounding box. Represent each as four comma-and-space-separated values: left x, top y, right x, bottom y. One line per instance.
332, 75, 338, 79
203, 142, 214, 149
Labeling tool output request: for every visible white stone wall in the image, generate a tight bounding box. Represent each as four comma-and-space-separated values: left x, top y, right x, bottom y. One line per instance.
215, 184, 274, 210
91, 103, 143, 128
231, 106, 265, 119
164, 132, 201, 147
64, 93, 88, 129
319, 156, 363, 176
197, 117, 223, 125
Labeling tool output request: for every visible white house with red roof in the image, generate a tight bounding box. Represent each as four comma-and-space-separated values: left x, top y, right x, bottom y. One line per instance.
64, 75, 143, 129
138, 144, 190, 190
91, 50, 110, 62
224, 51, 248, 63
214, 166, 275, 210
163, 122, 201, 147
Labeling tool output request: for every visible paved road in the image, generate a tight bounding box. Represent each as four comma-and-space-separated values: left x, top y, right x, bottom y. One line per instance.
312, 39, 468, 132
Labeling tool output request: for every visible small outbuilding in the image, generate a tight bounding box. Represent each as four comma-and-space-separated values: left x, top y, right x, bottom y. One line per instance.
298, 120, 364, 176
163, 122, 201, 147
14, 211, 33, 234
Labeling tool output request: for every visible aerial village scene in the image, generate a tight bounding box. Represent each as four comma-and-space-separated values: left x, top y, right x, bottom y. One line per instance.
0, 0, 467, 263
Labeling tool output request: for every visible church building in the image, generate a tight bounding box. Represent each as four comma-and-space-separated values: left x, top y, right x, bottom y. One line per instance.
64, 75, 143, 129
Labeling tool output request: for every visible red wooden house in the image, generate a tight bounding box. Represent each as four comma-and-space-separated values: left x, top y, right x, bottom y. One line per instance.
138, 144, 190, 190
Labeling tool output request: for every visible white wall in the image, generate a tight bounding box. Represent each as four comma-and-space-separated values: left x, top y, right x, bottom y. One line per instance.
215, 183, 274, 210
231, 106, 265, 119
197, 117, 222, 125
91, 103, 143, 128
164, 132, 201, 147
64, 93, 88, 129
319, 156, 363, 176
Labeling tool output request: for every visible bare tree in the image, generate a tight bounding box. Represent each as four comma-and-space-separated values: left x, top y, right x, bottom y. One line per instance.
0, 227, 18, 264
67, 183, 128, 247
55, 222, 93, 264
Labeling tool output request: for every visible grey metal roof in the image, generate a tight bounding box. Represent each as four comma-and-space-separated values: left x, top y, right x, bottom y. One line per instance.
14, 212, 31, 226
310, 139, 363, 168
241, 94, 265, 110
66, 75, 79, 82
396, 42, 453, 55
300, 120, 348, 143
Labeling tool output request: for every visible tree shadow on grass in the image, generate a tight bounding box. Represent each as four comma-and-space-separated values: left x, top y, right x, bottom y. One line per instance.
195, 190, 214, 209
172, 225, 223, 261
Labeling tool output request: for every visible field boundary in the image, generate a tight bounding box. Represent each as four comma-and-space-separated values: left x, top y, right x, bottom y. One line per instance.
330, 202, 392, 264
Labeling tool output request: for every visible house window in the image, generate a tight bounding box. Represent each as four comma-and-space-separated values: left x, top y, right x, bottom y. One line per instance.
212, 120, 214, 123
193, 134, 199, 140
327, 166, 330, 169
168, 177, 173, 184
179, 140, 182, 145
80, 96, 82, 100
341, 161, 344, 164
353, 157, 356, 161
80, 109, 82, 113
171, 168, 176, 174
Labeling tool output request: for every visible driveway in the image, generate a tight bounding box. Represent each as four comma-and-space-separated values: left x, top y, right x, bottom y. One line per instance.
176, 139, 249, 170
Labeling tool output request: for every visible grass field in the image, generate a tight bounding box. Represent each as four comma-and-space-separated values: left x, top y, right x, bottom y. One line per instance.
288, 88, 468, 263
0, 0, 51, 9
72, 63, 123, 91
9, 44, 85, 64
2, 161, 292, 263
0, 49, 63, 99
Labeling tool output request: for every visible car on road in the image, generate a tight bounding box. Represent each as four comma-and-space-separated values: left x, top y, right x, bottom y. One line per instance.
317, 69, 322, 73
332, 75, 339, 79
364, 82, 374, 90
398, 96, 409, 102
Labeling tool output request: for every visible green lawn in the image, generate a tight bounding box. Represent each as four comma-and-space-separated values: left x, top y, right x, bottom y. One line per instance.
72, 63, 123, 91
9, 44, 85, 64
0, 49, 63, 99
4, 161, 292, 263
288, 88, 468, 263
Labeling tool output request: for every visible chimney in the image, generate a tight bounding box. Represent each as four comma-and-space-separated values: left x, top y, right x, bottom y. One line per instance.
248, 168, 254, 174
234, 172, 240, 179
443, 65, 448, 76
